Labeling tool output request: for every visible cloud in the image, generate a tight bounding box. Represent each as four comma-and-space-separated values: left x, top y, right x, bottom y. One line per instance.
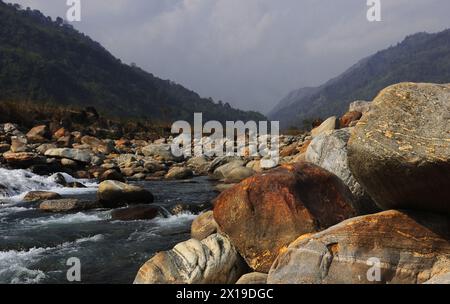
8, 0, 450, 113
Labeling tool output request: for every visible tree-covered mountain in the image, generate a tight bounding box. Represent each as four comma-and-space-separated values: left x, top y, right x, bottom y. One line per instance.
269, 29, 450, 129
0, 1, 265, 124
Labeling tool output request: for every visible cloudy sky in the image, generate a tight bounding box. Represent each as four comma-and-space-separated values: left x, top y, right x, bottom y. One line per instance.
9, 0, 450, 113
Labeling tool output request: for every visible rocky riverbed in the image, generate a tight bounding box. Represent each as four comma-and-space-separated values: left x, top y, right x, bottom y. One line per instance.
1, 82, 449, 284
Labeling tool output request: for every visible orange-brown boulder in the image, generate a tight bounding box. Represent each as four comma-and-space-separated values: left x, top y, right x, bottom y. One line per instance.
213, 162, 356, 272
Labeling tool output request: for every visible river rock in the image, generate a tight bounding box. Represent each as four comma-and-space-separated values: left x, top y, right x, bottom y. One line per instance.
213, 160, 245, 180
10, 136, 28, 153
223, 166, 255, 183
268, 210, 450, 284
142, 144, 181, 162
311, 116, 338, 138
111, 205, 160, 221
306, 128, 379, 214
81, 135, 113, 154
424, 272, 450, 284
99, 169, 125, 182
191, 211, 218, 240
40, 199, 100, 213
187, 156, 210, 175
134, 233, 247, 284
208, 156, 242, 173
0, 143, 10, 153
45, 148, 92, 163
24, 191, 62, 202
165, 167, 193, 180
214, 162, 356, 272
26, 125, 50, 143
97, 180, 154, 208
169, 201, 213, 215
348, 83, 450, 214
3, 151, 43, 167
236, 273, 268, 284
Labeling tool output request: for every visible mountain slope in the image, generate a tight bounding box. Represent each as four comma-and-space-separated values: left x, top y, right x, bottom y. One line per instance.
269, 29, 450, 129
0, 1, 265, 123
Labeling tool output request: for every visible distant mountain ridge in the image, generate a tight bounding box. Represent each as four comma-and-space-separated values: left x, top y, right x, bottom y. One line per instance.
269, 29, 450, 129
0, 1, 265, 124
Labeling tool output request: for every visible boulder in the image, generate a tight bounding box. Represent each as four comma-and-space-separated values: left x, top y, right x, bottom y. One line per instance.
99, 169, 125, 182
142, 144, 181, 162
191, 211, 218, 240
39, 199, 100, 213
348, 83, 450, 214
134, 234, 247, 284
424, 272, 450, 284
45, 148, 91, 163
208, 156, 242, 173
236, 273, 268, 285
306, 128, 379, 214
223, 167, 255, 183
81, 135, 113, 154
339, 111, 362, 128
10, 136, 28, 153
213, 160, 245, 180
97, 180, 154, 208
311, 116, 338, 138
3, 152, 43, 167
165, 167, 193, 180
26, 125, 50, 143
111, 205, 160, 221
268, 210, 450, 284
24, 191, 62, 202
214, 162, 356, 272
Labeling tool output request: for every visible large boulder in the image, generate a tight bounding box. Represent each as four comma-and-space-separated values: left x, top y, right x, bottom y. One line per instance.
134, 234, 247, 284
348, 83, 450, 214
111, 205, 160, 221
268, 210, 450, 284
97, 180, 154, 208
45, 148, 92, 163
186, 156, 210, 175
81, 135, 113, 154
40, 199, 100, 213
214, 162, 356, 272
191, 211, 218, 240
306, 128, 379, 214
142, 144, 181, 162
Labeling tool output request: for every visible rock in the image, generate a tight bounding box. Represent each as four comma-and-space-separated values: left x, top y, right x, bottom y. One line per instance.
348, 83, 450, 214
50, 173, 86, 188
99, 169, 125, 182
208, 156, 241, 173
61, 158, 78, 167
186, 156, 210, 175
142, 144, 181, 162
10, 136, 28, 153
81, 135, 113, 154
165, 167, 193, 180
213, 160, 245, 180
45, 148, 92, 163
26, 125, 49, 143
349, 100, 371, 113
3, 152, 42, 167
134, 234, 247, 284
236, 273, 268, 285
111, 205, 160, 221
246, 160, 262, 173
306, 128, 379, 214
36, 143, 57, 155
39, 199, 99, 213
311, 116, 338, 138
224, 167, 255, 183
191, 211, 218, 240
214, 162, 356, 272
97, 180, 154, 208
23, 191, 62, 202
339, 111, 362, 128
267, 210, 450, 284
424, 272, 450, 284
169, 202, 213, 215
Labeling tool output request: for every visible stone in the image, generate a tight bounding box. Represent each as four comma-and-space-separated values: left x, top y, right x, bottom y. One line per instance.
223, 167, 255, 183
348, 83, 450, 214
23, 191, 62, 202
10, 136, 28, 153
99, 169, 125, 182
165, 167, 193, 180
36, 143, 57, 155
214, 162, 356, 272
267, 210, 450, 284
143, 160, 165, 173
213, 160, 245, 180
169, 202, 213, 215
111, 205, 160, 221
61, 158, 78, 167
45, 148, 91, 163
81, 135, 113, 154
134, 234, 247, 284
236, 273, 268, 285
40, 199, 100, 213
311, 116, 338, 138
26, 125, 49, 143
349, 100, 371, 113
97, 180, 154, 208
3, 152, 42, 167
142, 144, 181, 162
339, 111, 362, 128
187, 156, 210, 175
208, 156, 242, 173
306, 128, 379, 214
191, 211, 218, 240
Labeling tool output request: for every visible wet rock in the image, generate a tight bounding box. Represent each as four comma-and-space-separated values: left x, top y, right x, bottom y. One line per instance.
214, 162, 356, 272
40, 199, 100, 213
3, 151, 43, 168
45, 148, 92, 163
191, 211, 218, 240
111, 205, 160, 221
165, 167, 193, 180
0, 143, 10, 153
186, 156, 210, 175
348, 83, 450, 214
23, 191, 62, 202
134, 234, 247, 284
268, 210, 450, 284
97, 180, 154, 208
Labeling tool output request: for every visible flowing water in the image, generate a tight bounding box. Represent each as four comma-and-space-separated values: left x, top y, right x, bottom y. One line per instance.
0, 168, 217, 284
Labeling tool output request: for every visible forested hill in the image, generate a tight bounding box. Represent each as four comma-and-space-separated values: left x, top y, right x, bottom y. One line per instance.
269, 29, 450, 129
0, 1, 265, 123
